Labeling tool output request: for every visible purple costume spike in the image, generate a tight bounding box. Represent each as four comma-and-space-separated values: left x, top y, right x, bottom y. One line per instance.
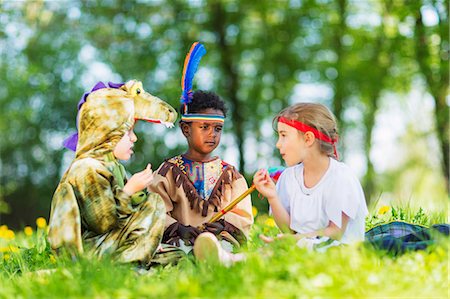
63, 82, 124, 151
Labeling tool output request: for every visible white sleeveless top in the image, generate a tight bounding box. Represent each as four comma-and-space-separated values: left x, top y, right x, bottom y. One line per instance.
275, 158, 368, 244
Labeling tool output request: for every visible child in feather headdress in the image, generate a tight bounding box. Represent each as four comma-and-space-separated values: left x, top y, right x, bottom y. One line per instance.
47, 80, 178, 268
149, 43, 253, 264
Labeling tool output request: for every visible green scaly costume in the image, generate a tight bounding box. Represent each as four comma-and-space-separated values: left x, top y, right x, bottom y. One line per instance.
48, 80, 183, 266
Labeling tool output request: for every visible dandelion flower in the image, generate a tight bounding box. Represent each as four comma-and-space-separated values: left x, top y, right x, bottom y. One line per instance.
378, 205, 390, 215
24, 226, 33, 236
252, 206, 258, 217
8, 245, 19, 253
265, 218, 276, 227
36, 217, 47, 229
3, 253, 10, 261
5, 230, 15, 240
0, 226, 7, 238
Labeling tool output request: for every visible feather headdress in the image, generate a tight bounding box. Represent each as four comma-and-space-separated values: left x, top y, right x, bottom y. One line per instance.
180, 42, 207, 114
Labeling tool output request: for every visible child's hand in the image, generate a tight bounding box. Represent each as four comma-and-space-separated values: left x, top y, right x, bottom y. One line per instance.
253, 169, 277, 201
259, 233, 297, 243
123, 164, 154, 196
259, 234, 275, 243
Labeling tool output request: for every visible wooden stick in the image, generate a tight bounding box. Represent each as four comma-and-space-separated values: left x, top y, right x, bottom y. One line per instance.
208, 184, 257, 223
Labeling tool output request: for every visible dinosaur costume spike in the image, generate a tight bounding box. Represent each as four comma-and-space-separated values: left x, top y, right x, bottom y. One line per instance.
63, 82, 119, 151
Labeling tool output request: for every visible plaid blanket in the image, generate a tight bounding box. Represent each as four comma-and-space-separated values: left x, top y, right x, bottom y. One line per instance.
364, 221, 449, 255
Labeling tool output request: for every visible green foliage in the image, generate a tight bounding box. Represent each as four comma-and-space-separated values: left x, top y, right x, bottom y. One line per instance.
1, 227, 53, 276
0, 1, 447, 228
2, 245, 53, 277
365, 205, 446, 230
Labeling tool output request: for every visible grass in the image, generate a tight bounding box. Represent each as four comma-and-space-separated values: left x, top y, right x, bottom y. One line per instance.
0, 205, 448, 299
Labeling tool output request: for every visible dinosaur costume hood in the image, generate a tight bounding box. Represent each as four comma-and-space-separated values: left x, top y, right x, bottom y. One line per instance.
68, 80, 177, 158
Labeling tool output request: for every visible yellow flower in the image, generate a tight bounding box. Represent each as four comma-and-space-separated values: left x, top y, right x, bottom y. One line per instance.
252, 206, 258, 217
24, 226, 33, 236
8, 245, 19, 253
36, 217, 47, 229
3, 253, 10, 261
265, 218, 276, 227
378, 206, 390, 215
5, 229, 15, 240
0, 225, 7, 239
49, 254, 56, 264
0, 246, 17, 252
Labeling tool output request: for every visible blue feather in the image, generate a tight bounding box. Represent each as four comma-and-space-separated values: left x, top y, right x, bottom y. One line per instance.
181, 42, 207, 104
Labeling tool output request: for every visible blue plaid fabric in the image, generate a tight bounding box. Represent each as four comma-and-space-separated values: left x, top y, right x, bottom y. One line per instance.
364, 221, 449, 255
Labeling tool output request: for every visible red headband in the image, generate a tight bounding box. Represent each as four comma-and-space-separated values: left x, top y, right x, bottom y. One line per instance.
278, 116, 339, 159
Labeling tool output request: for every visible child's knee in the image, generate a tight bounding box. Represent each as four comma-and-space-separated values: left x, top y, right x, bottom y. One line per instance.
146, 193, 166, 214
136, 193, 166, 223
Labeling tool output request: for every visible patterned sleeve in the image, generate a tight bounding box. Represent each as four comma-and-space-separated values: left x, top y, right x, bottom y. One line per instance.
71, 163, 134, 234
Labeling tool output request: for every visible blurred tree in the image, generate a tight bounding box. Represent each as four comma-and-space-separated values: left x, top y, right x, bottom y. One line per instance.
413, 0, 449, 191
380, 123, 447, 211
358, 0, 402, 201
206, 0, 305, 172
0, 2, 87, 227
0, 0, 447, 227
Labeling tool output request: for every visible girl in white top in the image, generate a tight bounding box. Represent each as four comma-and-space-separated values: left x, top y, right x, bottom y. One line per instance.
253, 103, 368, 248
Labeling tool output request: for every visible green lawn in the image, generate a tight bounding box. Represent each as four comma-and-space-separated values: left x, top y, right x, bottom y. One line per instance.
0, 206, 448, 298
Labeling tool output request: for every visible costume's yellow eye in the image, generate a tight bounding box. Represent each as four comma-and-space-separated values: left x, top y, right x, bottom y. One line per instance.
131, 82, 143, 96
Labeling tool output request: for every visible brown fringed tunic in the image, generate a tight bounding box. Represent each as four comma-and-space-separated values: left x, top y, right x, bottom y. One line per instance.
149, 155, 254, 246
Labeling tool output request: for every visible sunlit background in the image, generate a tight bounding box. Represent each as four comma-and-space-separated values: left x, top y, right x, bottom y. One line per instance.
0, 0, 448, 228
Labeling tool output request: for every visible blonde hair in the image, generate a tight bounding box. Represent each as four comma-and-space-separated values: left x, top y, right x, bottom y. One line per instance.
274, 103, 339, 159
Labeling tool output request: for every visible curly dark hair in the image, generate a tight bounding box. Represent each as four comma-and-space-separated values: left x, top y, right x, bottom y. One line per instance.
180, 90, 227, 117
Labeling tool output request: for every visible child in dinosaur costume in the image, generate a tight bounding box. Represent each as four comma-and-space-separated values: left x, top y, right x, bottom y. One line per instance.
47, 80, 178, 267
149, 43, 253, 259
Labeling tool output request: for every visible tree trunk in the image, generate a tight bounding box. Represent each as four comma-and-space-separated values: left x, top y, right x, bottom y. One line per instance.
332, 0, 347, 130
210, 2, 246, 173
362, 92, 380, 203
362, 1, 392, 203
414, 9, 449, 191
